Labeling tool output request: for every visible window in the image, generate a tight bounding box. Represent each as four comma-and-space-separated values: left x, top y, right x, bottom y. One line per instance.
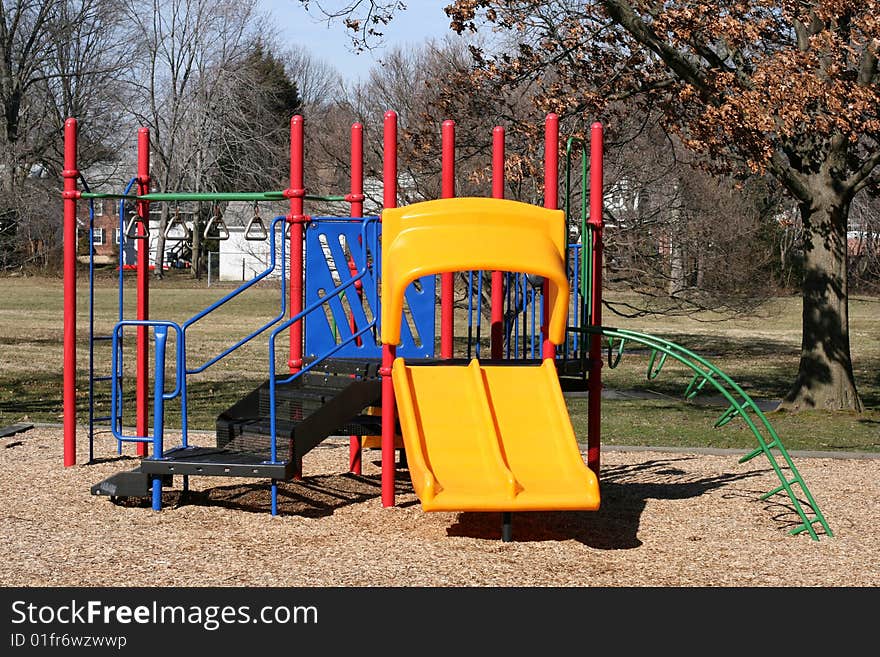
91, 227, 105, 246
114, 228, 123, 245
94, 200, 104, 216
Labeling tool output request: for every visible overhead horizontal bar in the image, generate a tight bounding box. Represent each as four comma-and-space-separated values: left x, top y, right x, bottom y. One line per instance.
79, 191, 347, 203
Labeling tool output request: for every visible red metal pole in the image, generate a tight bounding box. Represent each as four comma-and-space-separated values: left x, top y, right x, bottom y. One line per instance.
440, 120, 455, 360
135, 127, 150, 457
490, 126, 505, 360
62, 118, 79, 467
542, 113, 559, 361
381, 110, 398, 507
348, 122, 364, 218
348, 122, 364, 475
587, 121, 604, 475
287, 115, 305, 375
284, 115, 306, 479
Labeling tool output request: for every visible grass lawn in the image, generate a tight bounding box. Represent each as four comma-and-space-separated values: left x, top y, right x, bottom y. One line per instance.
1, 270, 878, 453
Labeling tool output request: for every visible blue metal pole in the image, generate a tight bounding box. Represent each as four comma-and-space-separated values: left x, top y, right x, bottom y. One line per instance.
573, 245, 580, 354
530, 284, 537, 358
467, 270, 474, 360
151, 326, 168, 511
476, 271, 483, 358
505, 272, 511, 359
271, 481, 278, 516
88, 201, 96, 462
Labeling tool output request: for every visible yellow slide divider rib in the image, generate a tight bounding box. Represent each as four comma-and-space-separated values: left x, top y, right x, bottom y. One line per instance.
382, 197, 600, 513
392, 358, 600, 512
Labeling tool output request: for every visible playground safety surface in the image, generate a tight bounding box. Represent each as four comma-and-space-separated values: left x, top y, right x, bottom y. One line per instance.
2, 426, 878, 587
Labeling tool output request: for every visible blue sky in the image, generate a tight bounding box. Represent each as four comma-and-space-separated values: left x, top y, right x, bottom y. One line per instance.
257, 1, 455, 81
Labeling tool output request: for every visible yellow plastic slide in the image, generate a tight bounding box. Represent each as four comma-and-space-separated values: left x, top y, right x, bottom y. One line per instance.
392, 357, 600, 512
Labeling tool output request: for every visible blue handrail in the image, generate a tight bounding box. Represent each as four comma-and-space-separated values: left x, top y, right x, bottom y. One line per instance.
110, 319, 186, 457
183, 216, 288, 374
108, 215, 379, 469
266, 216, 380, 464
109, 216, 289, 451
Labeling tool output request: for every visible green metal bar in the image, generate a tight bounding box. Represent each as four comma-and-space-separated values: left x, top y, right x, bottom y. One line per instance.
714, 404, 740, 428
761, 478, 796, 500
608, 327, 831, 539
607, 336, 626, 369
646, 349, 668, 380
684, 373, 713, 399
790, 520, 824, 536
79, 191, 347, 203
571, 325, 833, 540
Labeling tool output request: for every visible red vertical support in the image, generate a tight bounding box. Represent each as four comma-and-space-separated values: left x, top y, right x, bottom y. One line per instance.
135, 127, 150, 457
348, 122, 364, 475
287, 115, 305, 375
286, 115, 306, 479
490, 126, 505, 360
440, 120, 455, 360
587, 122, 604, 475
348, 122, 364, 219
381, 110, 398, 507
62, 118, 79, 466
542, 113, 559, 362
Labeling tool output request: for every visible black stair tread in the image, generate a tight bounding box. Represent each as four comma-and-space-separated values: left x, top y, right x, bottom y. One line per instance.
231, 413, 383, 436
140, 446, 294, 479
155, 446, 282, 463
301, 357, 382, 378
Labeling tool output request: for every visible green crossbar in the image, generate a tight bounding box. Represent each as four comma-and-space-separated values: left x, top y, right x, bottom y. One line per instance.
570, 325, 833, 541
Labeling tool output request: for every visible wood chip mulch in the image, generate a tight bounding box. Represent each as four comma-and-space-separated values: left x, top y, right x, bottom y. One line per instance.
1, 427, 877, 587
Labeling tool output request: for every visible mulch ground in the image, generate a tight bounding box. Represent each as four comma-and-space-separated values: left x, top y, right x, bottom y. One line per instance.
1, 426, 877, 587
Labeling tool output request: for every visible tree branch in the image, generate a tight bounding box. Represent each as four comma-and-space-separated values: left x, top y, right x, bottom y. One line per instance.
600, 0, 713, 98
768, 150, 811, 202
847, 149, 880, 195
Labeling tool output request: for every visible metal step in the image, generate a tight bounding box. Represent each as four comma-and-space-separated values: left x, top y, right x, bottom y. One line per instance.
139, 446, 294, 480
216, 359, 384, 461
90, 468, 172, 498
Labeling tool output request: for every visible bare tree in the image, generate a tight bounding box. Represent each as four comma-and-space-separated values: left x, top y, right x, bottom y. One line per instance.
0, 0, 130, 270
122, 0, 305, 277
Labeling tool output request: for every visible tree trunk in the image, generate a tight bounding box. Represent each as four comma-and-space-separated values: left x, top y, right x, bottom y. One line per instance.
668, 236, 685, 295
154, 205, 168, 279
778, 189, 863, 412
192, 208, 203, 280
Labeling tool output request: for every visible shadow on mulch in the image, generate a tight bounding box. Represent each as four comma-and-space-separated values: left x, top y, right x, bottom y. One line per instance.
110, 457, 812, 549
448, 457, 766, 549
196, 472, 414, 517
114, 471, 409, 518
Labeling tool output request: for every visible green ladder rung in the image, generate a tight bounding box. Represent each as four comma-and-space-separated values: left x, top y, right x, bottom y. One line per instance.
739, 441, 779, 463
761, 478, 802, 500
646, 349, 667, 380
789, 517, 829, 538
684, 373, 713, 399
606, 337, 625, 369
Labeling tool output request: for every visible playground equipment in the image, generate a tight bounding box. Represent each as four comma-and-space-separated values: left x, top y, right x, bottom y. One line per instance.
63, 111, 832, 542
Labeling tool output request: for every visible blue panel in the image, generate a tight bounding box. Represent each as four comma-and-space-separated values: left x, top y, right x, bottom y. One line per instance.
304, 218, 435, 359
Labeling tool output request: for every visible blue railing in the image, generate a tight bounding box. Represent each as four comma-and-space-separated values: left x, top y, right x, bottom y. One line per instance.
459, 243, 585, 363
110, 319, 185, 443
108, 215, 380, 476
266, 216, 380, 464
182, 216, 288, 375
109, 215, 288, 455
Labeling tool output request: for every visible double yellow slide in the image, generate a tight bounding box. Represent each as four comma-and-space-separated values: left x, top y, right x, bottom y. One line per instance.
381, 197, 601, 514
392, 358, 599, 512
